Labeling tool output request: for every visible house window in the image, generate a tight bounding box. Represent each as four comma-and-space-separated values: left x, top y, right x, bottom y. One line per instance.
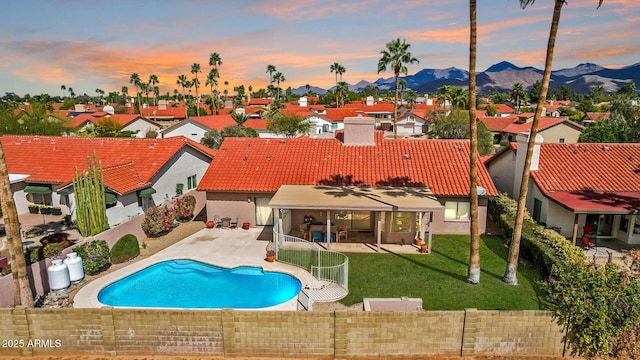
187, 175, 197, 190
444, 201, 470, 221
559, 138, 565, 143
391, 212, 413, 232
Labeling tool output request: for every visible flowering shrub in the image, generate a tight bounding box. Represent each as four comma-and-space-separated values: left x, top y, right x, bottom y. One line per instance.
174, 195, 196, 222
142, 204, 176, 237
74, 240, 111, 275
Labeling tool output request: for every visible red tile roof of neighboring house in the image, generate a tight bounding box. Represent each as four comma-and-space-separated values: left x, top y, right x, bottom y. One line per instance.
198, 134, 498, 196
584, 112, 610, 121
103, 114, 161, 128
65, 113, 98, 128
502, 117, 583, 135
323, 108, 367, 121
139, 106, 187, 119
531, 143, 640, 212
1, 135, 214, 194
243, 119, 268, 129
246, 98, 272, 106
190, 114, 237, 130
344, 102, 395, 113
478, 115, 518, 132
494, 103, 514, 114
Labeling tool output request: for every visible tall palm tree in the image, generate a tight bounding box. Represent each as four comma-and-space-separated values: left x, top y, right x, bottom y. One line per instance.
398, 79, 407, 105
266, 64, 276, 84
247, 85, 252, 102
377, 38, 419, 139
510, 82, 526, 114
191, 63, 202, 116
437, 85, 453, 108
176, 74, 188, 100
272, 72, 285, 101
209, 52, 222, 69
149, 74, 159, 105
129, 73, 142, 113
406, 89, 417, 108
336, 81, 349, 108
60, 85, 66, 98
503, 0, 604, 285
68, 87, 75, 99
467, 0, 480, 284
330, 62, 346, 89
206, 69, 218, 99
0, 141, 34, 306
121, 86, 128, 99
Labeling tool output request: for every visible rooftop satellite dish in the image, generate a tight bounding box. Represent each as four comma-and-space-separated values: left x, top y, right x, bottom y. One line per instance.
476, 186, 487, 196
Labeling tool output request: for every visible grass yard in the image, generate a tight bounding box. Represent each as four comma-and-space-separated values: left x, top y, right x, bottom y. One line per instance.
341, 234, 546, 310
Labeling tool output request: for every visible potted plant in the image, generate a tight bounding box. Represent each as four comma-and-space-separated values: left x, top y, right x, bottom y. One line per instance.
176, 183, 184, 196
39, 205, 52, 215
414, 236, 422, 246
51, 206, 62, 215
28, 204, 40, 214
206, 220, 215, 228
242, 222, 250, 230
265, 242, 275, 262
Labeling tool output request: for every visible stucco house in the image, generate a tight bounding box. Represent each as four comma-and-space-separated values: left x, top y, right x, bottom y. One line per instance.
485, 133, 640, 245
197, 114, 498, 246
480, 113, 584, 144
2, 135, 215, 227
160, 114, 269, 141
396, 109, 431, 136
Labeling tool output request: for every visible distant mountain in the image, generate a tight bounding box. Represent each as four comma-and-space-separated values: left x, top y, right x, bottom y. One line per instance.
294, 61, 639, 96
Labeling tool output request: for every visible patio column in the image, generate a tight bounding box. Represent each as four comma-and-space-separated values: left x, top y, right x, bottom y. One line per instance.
326, 210, 331, 249
376, 212, 382, 252
418, 211, 425, 243
427, 211, 433, 254
274, 207, 282, 251
572, 213, 579, 245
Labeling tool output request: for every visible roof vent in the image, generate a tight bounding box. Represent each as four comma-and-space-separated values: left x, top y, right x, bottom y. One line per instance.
403, 154, 411, 160
243, 156, 247, 161
601, 145, 609, 151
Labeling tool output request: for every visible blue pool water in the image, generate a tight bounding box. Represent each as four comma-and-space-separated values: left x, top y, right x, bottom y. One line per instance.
97, 260, 302, 309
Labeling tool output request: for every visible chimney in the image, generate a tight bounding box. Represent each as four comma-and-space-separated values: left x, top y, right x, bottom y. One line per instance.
366, 96, 374, 106
158, 99, 167, 110
342, 112, 375, 146
299, 96, 307, 107
513, 132, 543, 197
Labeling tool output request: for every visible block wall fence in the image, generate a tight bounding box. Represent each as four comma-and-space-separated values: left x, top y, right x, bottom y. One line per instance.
0, 308, 565, 358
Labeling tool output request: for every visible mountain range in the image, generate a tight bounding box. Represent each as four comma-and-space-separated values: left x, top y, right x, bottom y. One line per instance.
293, 61, 640, 96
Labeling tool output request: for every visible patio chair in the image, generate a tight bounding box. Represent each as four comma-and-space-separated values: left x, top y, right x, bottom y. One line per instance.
311, 231, 322, 242
338, 225, 348, 242
324, 232, 335, 242
212, 215, 223, 228
230, 217, 239, 229
582, 235, 596, 249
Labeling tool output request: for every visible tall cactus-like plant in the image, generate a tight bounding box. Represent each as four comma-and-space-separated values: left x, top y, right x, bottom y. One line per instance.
72, 152, 108, 236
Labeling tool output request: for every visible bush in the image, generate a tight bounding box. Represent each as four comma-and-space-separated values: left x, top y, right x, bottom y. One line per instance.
110, 234, 140, 264
174, 195, 196, 222
74, 240, 111, 275
141, 204, 176, 237
28, 243, 64, 264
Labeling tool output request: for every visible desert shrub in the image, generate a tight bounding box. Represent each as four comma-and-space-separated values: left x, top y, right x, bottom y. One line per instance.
74, 240, 111, 275
110, 234, 140, 264
1, 264, 11, 276
141, 204, 176, 237
174, 195, 196, 222
28, 243, 64, 264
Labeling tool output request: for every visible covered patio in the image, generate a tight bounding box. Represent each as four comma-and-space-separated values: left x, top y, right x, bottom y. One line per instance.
269, 185, 443, 252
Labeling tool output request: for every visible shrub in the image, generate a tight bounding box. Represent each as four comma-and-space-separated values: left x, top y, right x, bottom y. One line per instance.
141, 204, 176, 237
110, 234, 140, 264
28, 243, 64, 264
174, 195, 196, 222
74, 240, 111, 275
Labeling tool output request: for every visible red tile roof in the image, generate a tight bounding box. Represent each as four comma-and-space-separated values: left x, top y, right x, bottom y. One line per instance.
189, 114, 237, 130
344, 102, 395, 113
2, 135, 214, 194
65, 113, 98, 128
323, 108, 368, 121
502, 117, 583, 135
139, 106, 187, 119
478, 115, 518, 132
198, 135, 497, 196
531, 143, 640, 212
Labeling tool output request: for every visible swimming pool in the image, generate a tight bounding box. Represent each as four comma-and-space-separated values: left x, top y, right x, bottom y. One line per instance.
97, 259, 302, 309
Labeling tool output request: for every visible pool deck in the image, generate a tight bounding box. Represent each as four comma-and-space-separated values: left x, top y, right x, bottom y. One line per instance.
73, 227, 311, 311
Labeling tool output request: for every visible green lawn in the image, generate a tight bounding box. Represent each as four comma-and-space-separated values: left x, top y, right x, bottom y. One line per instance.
341, 235, 547, 310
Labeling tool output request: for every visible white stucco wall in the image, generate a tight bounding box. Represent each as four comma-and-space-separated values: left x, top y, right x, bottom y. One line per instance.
122, 119, 161, 136
396, 115, 425, 135
161, 121, 207, 143
539, 124, 582, 143
486, 150, 517, 198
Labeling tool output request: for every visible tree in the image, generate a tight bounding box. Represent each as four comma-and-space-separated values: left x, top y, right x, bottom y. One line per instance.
406, 89, 418, 108
336, 81, 349, 108
272, 72, 285, 101
201, 129, 223, 150
266, 111, 312, 137
209, 52, 222, 69
398, 79, 407, 104
191, 63, 202, 116
176, 74, 188, 100
549, 84, 576, 101
467, 0, 480, 284
0, 140, 34, 306
578, 121, 628, 143
60, 84, 66, 98
231, 111, 250, 126
330, 62, 346, 94
73, 152, 108, 237
206, 69, 219, 99
437, 85, 453, 108
428, 110, 493, 155
149, 74, 159, 105
378, 38, 419, 139
121, 86, 128, 99
618, 81, 637, 99
503, 0, 604, 286
529, 80, 542, 104
129, 73, 142, 113
266, 64, 276, 86
510, 82, 526, 114
0, 102, 67, 136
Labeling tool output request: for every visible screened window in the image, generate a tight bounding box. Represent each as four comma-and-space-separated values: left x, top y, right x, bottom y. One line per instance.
187, 175, 197, 190
444, 201, 470, 220
391, 212, 413, 232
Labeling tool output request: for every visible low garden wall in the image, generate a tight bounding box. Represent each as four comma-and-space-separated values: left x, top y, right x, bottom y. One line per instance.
0, 308, 564, 358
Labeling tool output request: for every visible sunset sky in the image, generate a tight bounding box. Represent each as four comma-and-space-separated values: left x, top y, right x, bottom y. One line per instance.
1, 0, 637, 97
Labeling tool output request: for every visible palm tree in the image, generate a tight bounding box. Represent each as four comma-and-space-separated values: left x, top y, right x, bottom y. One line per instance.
209, 52, 222, 69
121, 86, 128, 99
206, 69, 218, 98
139, 82, 149, 107
437, 85, 453, 108
149, 74, 159, 105
60, 85, 66, 98
247, 85, 253, 102
176, 74, 188, 100
0, 140, 34, 306
377, 38, 419, 139
191, 63, 202, 116
266, 64, 276, 84
503, 0, 604, 285
406, 89, 417, 108
272, 72, 285, 101
336, 81, 349, 108
330, 62, 346, 89
398, 79, 407, 104
129, 73, 142, 113
510, 82, 526, 114
467, 0, 480, 284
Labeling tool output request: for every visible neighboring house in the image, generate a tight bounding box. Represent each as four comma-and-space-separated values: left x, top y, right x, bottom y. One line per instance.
485, 133, 640, 244
480, 113, 584, 144
396, 109, 431, 136
581, 112, 610, 127
64, 113, 161, 137
139, 102, 187, 121
161, 114, 272, 141
197, 115, 498, 246
344, 97, 395, 124
2, 135, 215, 227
